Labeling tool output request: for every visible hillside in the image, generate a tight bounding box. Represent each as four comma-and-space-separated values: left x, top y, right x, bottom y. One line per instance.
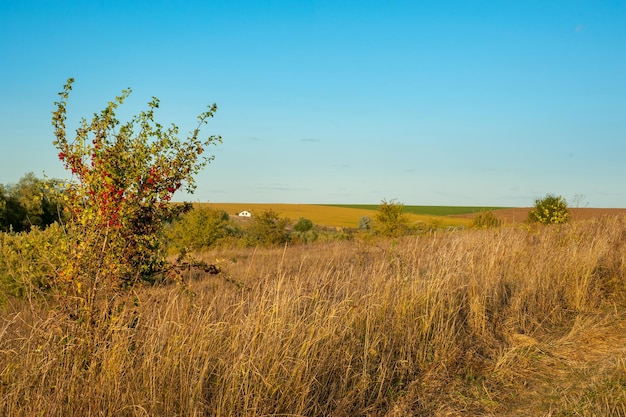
200, 203, 626, 229
453, 207, 626, 224
201, 203, 473, 229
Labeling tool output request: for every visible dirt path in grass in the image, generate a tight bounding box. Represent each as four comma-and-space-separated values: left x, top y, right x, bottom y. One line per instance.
498, 311, 626, 416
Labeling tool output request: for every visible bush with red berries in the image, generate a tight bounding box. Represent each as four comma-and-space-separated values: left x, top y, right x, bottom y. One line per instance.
51, 78, 221, 309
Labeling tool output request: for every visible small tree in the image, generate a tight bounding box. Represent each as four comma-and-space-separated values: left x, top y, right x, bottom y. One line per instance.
374, 199, 409, 237
571, 193, 588, 209
528, 194, 570, 225
244, 209, 290, 246
51, 78, 221, 308
166, 206, 236, 252
0, 173, 66, 232
0, 184, 24, 233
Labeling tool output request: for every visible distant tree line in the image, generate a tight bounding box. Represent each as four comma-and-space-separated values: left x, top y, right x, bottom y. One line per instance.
166, 207, 299, 252
2, 172, 571, 245
165, 199, 414, 252
0, 173, 66, 232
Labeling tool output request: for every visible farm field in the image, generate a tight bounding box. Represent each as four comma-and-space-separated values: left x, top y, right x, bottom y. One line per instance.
203, 203, 478, 228
201, 203, 626, 228
454, 207, 626, 224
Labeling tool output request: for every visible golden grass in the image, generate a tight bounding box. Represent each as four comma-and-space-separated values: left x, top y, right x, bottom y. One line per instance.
201, 202, 472, 229
1, 216, 626, 416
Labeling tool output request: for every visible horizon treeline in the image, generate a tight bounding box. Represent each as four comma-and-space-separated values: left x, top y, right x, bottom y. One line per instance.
0, 172, 66, 232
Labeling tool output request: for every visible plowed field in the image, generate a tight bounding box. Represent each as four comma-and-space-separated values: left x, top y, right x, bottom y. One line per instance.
454, 208, 626, 224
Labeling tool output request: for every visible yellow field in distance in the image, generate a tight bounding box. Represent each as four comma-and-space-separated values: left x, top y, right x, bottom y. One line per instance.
199, 203, 472, 229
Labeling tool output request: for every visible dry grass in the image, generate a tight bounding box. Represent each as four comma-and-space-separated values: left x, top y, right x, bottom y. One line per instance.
1, 216, 626, 416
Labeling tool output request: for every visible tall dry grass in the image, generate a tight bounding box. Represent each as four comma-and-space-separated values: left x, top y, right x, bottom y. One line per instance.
1, 216, 625, 416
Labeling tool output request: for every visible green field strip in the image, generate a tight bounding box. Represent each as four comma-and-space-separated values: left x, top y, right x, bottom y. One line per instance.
322, 204, 510, 216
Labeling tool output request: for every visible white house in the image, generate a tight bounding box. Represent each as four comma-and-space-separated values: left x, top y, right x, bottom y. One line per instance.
238, 210, 252, 217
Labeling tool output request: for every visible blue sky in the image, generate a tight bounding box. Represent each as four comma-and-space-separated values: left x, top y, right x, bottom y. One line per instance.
1, 1, 624, 207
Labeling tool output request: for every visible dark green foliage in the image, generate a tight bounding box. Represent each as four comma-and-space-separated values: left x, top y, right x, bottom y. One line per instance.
293, 217, 313, 233
166, 206, 239, 252
374, 199, 409, 237
528, 194, 570, 225
291, 218, 317, 244
472, 210, 501, 229
245, 209, 290, 246
0, 173, 66, 232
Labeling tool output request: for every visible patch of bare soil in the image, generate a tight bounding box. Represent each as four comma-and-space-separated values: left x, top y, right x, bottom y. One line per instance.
453, 208, 626, 225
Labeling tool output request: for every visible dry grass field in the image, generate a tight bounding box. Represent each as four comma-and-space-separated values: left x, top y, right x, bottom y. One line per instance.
1, 214, 626, 416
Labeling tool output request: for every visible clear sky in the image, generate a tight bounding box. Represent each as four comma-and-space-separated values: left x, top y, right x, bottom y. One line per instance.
1, 1, 624, 207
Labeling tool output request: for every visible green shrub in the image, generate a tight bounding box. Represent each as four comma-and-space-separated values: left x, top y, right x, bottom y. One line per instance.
291, 229, 319, 244
0, 224, 67, 301
293, 217, 313, 233
528, 194, 570, 225
165, 206, 238, 252
244, 209, 290, 246
472, 210, 501, 229
0, 173, 66, 232
291, 218, 317, 244
316, 227, 353, 242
